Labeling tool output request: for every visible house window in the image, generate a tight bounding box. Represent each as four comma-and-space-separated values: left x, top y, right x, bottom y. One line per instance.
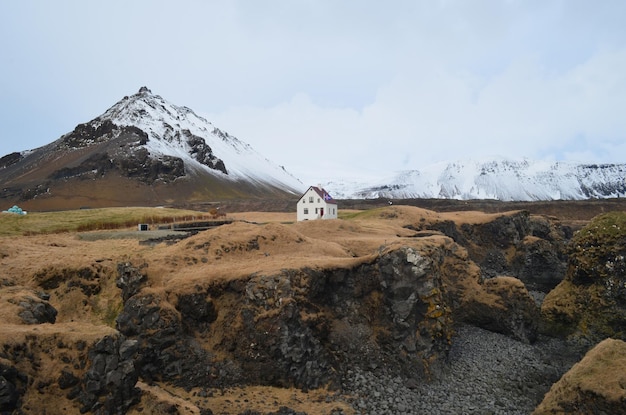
317, 198, 321, 203
303, 208, 308, 214
309, 196, 314, 202
315, 208, 318, 214
302, 199, 306, 203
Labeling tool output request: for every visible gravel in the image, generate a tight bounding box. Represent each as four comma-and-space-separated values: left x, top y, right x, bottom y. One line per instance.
342, 324, 584, 415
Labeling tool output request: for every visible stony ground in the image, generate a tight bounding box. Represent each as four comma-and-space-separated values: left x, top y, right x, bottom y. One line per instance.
342, 324, 584, 415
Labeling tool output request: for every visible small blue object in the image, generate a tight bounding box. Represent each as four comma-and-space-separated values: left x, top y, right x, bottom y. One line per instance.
3, 205, 27, 215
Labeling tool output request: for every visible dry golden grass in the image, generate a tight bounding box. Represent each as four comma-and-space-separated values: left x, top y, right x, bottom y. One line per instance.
0, 205, 534, 414
1, 205, 527, 322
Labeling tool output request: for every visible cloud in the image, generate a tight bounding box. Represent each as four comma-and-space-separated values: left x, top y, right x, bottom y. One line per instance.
207, 44, 626, 184
1, 1, 626, 185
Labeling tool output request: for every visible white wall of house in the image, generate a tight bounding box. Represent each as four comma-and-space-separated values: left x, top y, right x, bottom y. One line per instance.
297, 187, 338, 221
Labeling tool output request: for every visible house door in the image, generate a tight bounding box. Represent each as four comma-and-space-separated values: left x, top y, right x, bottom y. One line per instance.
320, 208, 324, 218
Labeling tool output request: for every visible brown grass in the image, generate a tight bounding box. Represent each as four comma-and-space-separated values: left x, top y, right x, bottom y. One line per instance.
0, 205, 563, 414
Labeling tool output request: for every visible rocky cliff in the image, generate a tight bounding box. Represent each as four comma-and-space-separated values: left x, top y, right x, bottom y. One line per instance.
541, 211, 626, 344
1, 205, 625, 414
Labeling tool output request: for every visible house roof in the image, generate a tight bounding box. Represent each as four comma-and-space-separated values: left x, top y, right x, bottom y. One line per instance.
299, 186, 337, 205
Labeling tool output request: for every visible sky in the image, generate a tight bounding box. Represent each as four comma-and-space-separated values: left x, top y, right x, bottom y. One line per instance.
1, 1, 626, 185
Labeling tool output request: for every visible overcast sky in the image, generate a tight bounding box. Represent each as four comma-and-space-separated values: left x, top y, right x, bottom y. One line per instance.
1, 1, 625, 184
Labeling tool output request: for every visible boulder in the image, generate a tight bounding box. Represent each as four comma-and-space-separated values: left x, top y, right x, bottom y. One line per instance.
511, 236, 567, 292
460, 276, 540, 343
542, 212, 626, 343
533, 338, 626, 414
2, 286, 58, 325
17, 295, 57, 324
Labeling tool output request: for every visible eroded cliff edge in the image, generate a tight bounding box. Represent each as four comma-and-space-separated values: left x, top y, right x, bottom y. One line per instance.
1, 205, 624, 414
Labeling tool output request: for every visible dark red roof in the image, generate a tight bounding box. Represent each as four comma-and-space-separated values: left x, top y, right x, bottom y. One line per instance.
299, 186, 337, 205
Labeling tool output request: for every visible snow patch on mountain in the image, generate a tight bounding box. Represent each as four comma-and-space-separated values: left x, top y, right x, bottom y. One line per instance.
100, 87, 304, 193
323, 158, 626, 201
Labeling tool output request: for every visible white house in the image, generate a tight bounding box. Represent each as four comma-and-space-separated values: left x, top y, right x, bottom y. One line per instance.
297, 186, 338, 221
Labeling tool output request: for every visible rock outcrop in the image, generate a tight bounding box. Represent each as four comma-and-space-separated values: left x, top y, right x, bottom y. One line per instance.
115, 241, 455, 391
533, 338, 626, 414
541, 211, 626, 344
2, 286, 57, 325
459, 276, 540, 343
424, 210, 569, 292
0, 323, 126, 414
76, 335, 140, 415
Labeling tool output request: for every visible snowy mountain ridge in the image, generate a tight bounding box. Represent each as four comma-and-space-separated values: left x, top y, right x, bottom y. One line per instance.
324, 158, 626, 201
98, 86, 304, 192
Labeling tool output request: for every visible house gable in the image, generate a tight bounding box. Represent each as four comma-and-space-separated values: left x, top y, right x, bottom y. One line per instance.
297, 186, 338, 221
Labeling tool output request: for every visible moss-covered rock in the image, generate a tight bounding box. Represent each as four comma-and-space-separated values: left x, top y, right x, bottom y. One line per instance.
460, 276, 540, 344
541, 212, 626, 343
568, 212, 626, 285
532, 338, 626, 414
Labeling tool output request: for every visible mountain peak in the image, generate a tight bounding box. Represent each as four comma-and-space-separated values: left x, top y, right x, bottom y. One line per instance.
93, 88, 303, 190
0, 88, 304, 209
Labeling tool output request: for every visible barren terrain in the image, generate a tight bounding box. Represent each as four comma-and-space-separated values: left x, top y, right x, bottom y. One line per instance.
1, 200, 625, 414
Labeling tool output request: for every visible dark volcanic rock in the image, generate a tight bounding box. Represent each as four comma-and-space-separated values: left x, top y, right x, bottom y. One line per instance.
427, 211, 569, 292
16, 295, 58, 324
58, 368, 80, 390
511, 236, 567, 292
5, 287, 58, 324
61, 119, 119, 149
114, 243, 454, 392
48, 152, 114, 180
175, 292, 218, 332
116, 148, 185, 183
0, 152, 23, 169
234, 244, 453, 385
0, 362, 26, 413
116, 290, 218, 388
182, 130, 227, 174
116, 262, 147, 302
77, 335, 140, 415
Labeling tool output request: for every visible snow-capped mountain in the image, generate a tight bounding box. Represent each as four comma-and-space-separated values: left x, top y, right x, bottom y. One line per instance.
0, 87, 304, 209
324, 158, 626, 201
97, 87, 303, 191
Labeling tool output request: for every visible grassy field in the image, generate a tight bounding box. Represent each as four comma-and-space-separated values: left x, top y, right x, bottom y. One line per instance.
0, 207, 213, 237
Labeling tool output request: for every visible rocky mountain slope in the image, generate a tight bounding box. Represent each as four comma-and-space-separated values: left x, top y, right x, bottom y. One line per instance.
0, 87, 304, 210
325, 158, 626, 201
2, 204, 625, 414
